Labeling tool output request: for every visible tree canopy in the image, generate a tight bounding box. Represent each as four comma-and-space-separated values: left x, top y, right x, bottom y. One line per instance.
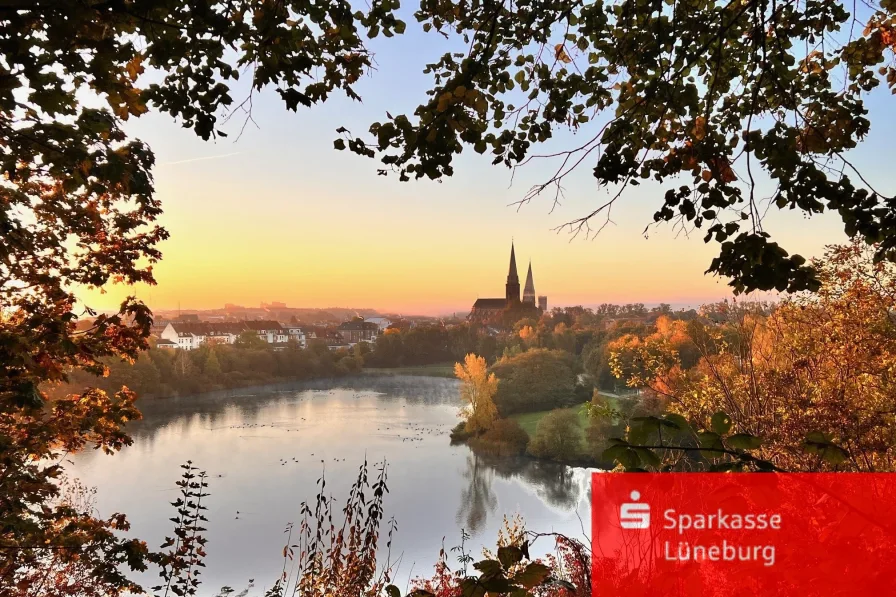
490, 348, 578, 415
0, 1, 403, 591
339, 0, 896, 293
455, 353, 500, 432
605, 241, 896, 471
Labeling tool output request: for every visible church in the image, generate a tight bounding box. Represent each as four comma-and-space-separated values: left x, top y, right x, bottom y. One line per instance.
468, 243, 547, 324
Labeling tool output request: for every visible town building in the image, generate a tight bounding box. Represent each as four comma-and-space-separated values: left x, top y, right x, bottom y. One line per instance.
364, 317, 394, 331
337, 320, 380, 344
159, 320, 306, 351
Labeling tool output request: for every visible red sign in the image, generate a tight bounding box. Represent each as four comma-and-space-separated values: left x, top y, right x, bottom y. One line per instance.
591, 473, 896, 596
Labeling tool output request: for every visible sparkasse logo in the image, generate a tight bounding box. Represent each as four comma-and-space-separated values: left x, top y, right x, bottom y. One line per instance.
620, 490, 650, 529
593, 473, 896, 596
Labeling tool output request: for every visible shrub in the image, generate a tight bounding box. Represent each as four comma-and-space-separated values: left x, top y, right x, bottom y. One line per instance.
449, 421, 473, 443
586, 419, 626, 468
490, 349, 578, 415
469, 418, 530, 457
528, 410, 585, 461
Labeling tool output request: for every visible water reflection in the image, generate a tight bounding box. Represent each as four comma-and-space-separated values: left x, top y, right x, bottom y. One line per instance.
457, 454, 497, 533
70, 376, 594, 593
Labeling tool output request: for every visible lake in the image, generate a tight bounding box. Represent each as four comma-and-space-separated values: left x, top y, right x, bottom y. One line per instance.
68, 375, 595, 595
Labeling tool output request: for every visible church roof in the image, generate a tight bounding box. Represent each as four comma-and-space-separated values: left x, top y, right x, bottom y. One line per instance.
472, 298, 508, 309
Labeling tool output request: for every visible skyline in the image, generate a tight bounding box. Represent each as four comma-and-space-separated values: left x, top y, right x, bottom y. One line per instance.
73, 14, 891, 316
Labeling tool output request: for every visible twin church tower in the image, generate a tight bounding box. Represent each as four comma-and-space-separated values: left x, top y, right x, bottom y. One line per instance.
469, 243, 547, 323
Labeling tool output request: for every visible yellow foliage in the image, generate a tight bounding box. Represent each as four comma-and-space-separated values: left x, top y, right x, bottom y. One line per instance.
454, 353, 499, 433
610, 241, 896, 471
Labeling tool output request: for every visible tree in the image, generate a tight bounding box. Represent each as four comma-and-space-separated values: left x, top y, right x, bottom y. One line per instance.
608, 241, 896, 471
552, 323, 577, 354
353, 341, 372, 362
340, 0, 896, 294
582, 339, 617, 391
1, 2, 411, 587
476, 334, 499, 363
131, 354, 162, 394
367, 332, 405, 367
455, 353, 500, 433
490, 349, 578, 415
235, 330, 266, 349
203, 348, 222, 378
528, 410, 585, 461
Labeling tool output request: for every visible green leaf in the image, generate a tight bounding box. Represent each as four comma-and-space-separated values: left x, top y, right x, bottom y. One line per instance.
727, 433, 762, 450
662, 413, 692, 435
333, 139, 346, 150
803, 432, 849, 465
697, 431, 725, 459
602, 445, 640, 469
711, 412, 732, 435
632, 447, 662, 469
386, 585, 402, 597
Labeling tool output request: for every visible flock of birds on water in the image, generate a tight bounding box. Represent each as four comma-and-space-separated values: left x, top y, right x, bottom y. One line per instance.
200, 388, 454, 521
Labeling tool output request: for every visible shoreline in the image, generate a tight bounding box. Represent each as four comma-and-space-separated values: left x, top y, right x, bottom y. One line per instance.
136, 367, 458, 401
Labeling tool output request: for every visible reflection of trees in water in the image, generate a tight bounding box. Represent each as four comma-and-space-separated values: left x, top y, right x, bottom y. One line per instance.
125, 375, 460, 445
456, 453, 497, 535
466, 453, 587, 512
455, 450, 590, 536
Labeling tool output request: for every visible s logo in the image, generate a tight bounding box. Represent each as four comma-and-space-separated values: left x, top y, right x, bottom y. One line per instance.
620, 490, 650, 529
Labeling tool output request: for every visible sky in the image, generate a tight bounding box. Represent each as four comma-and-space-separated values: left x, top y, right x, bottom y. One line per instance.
75, 15, 896, 316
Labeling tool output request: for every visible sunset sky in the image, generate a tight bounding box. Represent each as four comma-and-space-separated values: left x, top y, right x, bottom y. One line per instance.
76, 20, 896, 316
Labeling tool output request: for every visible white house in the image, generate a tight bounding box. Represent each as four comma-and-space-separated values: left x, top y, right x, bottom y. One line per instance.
244, 320, 283, 344
160, 320, 307, 350
160, 323, 203, 350
283, 325, 307, 348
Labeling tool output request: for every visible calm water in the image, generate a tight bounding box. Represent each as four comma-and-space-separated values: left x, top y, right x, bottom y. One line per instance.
69, 375, 594, 595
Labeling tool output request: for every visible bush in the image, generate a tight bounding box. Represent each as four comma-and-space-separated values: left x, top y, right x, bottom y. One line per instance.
469, 418, 530, 457
586, 418, 626, 467
449, 421, 473, 443
528, 409, 585, 461
490, 349, 578, 415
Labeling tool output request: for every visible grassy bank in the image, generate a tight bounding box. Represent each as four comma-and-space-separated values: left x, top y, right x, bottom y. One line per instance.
362, 363, 456, 378
510, 395, 619, 438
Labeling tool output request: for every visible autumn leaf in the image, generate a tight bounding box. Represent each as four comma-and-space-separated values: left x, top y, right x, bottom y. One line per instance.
692, 116, 707, 141
554, 44, 572, 63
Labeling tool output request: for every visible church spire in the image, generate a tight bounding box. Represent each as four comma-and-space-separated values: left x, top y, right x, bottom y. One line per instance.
508, 242, 518, 278
505, 242, 520, 303
523, 261, 536, 305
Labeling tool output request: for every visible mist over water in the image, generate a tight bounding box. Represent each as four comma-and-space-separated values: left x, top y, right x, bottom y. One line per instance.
68, 375, 594, 595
